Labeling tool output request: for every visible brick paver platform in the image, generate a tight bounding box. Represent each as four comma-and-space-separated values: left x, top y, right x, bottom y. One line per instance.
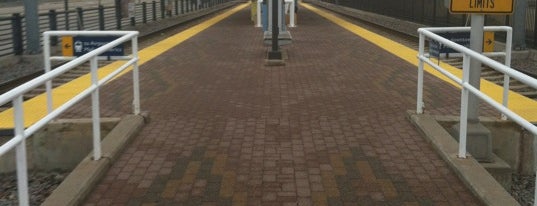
83, 4, 483, 205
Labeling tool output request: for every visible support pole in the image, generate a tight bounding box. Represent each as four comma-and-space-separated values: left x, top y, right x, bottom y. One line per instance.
23, 0, 40, 54
64, 0, 70, 30
512, 0, 527, 50
452, 14, 493, 162
256, 0, 262, 27
268, 0, 281, 60
468, 14, 484, 123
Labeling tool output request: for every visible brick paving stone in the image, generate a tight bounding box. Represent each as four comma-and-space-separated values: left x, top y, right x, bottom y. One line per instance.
81, 3, 485, 206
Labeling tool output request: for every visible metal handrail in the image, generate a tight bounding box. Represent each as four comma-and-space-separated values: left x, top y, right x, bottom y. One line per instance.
417, 26, 537, 206
0, 30, 139, 206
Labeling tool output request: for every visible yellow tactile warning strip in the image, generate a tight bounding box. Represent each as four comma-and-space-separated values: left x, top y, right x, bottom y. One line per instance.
302, 3, 537, 122
0, 3, 250, 129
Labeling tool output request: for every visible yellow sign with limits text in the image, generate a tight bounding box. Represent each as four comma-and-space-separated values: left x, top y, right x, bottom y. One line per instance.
450, 0, 514, 14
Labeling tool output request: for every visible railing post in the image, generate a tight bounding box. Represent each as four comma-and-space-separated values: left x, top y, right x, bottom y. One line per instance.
99, 5, 105, 30
90, 57, 102, 161
13, 96, 29, 206
43, 33, 53, 114
152, 1, 157, 21
181, 0, 184, 14
115, 0, 122, 29
459, 54, 471, 159
48, 10, 58, 46
502, 28, 513, 120
76, 7, 84, 30
417, 32, 425, 114
132, 36, 141, 115
11, 13, 23, 55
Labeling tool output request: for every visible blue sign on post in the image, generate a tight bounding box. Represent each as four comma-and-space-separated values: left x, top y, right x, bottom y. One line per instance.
72, 36, 124, 57
429, 32, 470, 57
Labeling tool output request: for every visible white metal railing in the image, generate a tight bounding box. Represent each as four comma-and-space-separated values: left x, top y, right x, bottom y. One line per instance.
417, 26, 537, 205
0, 30, 139, 206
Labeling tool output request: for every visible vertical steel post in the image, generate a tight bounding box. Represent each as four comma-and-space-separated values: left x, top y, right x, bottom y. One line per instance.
76, 7, 84, 30
417, 33, 425, 114
289, 0, 295, 27
152, 1, 157, 21
468, 14, 484, 123
181, 0, 184, 14
534, 5, 537, 48
161, 0, 165, 18
90, 57, 102, 161
11, 13, 23, 55
43, 33, 53, 114
268, 0, 282, 60
256, 0, 262, 27
129, 3, 135, 26
14, 96, 29, 206
143, 2, 147, 23
175, 0, 179, 15
48, 10, 58, 46
502, 28, 513, 120
420, 0, 425, 23
23, 0, 40, 54
512, 0, 527, 49
65, 0, 70, 30
99, 5, 105, 30
115, 0, 122, 29
459, 54, 471, 158
432, 0, 437, 25
132, 37, 141, 115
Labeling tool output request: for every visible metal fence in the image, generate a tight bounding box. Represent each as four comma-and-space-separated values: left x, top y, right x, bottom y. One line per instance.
321, 0, 537, 48
0, 0, 230, 57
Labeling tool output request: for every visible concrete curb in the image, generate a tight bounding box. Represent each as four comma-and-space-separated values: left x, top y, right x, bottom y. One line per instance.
407, 111, 519, 206
42, 114, 146, 206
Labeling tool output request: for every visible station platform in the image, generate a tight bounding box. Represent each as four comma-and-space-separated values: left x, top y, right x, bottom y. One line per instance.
10, 1, 531, 205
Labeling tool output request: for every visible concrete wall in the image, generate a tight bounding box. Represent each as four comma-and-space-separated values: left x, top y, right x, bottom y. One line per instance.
437, 116, 534, 175
0, 118, 119, 173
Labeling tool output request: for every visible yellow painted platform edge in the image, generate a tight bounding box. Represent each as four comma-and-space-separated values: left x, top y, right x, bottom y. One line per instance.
302, 3, 537, 122
0, 3, 250, 129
